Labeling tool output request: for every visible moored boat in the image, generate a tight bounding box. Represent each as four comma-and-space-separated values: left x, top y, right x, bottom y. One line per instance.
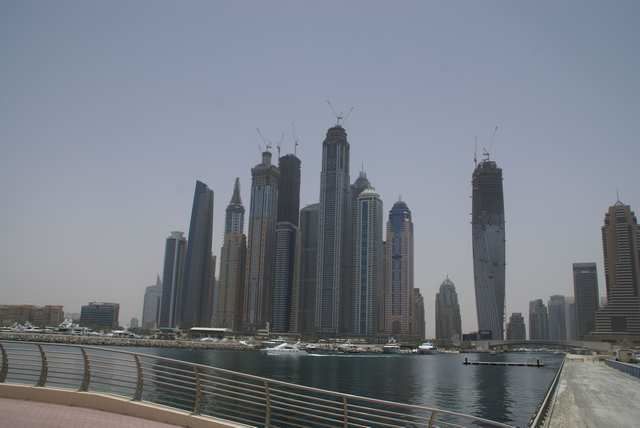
417, 341, 438, 354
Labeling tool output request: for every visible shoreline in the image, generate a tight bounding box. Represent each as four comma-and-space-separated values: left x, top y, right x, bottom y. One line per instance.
0, 332, 254, 350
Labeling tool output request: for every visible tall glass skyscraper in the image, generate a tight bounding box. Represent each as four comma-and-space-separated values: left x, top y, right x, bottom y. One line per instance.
159, 231, 186, 328
529, 299, 549, 340
352, 187, 383, 336
593, 201, 640, 337
214, 178, 246, 331
316, 125, 351, 335
271, 154, 301, 333
435, 277, 462, 343
142, 275, 162, 330
383, 199, 414, 336
472, 154, 505, 340
243, 151, 279, 332
573, 262, 599, 339
180, 180, 214, 329
548, 295, 567, 341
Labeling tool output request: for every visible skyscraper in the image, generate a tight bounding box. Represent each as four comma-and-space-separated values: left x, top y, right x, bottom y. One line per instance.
80, 302, 120, 331
243, 151, 279, 332
506, 312, 526, 340
472, 153, 506, 340
435, 277, 462, 343
159, 231, 187, 328
410, 288, 425, 340
214, 178, 247, 331
383, 199, 414, 336
345, 171, 371, 333
271, 154, 301, 333
142, 275, 162, 330
593, 201, 640, 337
316, 125, 351, 336
565, 296, 577, 340
180, 180, 214, 329
290, 203, 319, 335
352, 187, 383, 336
547, 295, 567, 341
529, 299, 549, 340
573, 262, 599, 339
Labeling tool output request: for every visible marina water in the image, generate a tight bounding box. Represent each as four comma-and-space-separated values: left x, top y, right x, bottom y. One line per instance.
124, 347, 563, 427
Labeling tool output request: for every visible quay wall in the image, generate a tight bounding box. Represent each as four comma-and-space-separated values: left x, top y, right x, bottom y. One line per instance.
605, 359, 640, 379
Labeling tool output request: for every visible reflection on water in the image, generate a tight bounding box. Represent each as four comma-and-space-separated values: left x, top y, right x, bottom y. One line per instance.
122, 348, 561, 427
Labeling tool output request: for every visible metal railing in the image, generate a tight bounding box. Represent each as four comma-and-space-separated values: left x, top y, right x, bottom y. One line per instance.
605, 359, 640, 379
528, 357, 565, 427
0, 340, 512, 427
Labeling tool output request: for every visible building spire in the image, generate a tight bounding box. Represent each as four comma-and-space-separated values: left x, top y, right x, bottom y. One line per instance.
230, 177, 242, 205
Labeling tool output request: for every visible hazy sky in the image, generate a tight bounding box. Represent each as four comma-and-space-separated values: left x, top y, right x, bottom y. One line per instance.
1, 1, 638, 335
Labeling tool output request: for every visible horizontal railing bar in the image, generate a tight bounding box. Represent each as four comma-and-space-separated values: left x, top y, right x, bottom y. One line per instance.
270, 412, 339, 428
268, 385, 344, 407
85, 353, 137, 364
90, 374, 136, 387
270, 403, 345, 426
86, 355, 138, 366
139, 361, 195, 377
40, 349, 83, 355
343, 412, 405, 428
206, 390, 267, 410
200, 384, 266, 405
269, 391, 344, 414
89, 369, 138, 383
202, 389, 266, 410
46, 369, 82, 377
7, 365, 41, 372
269, 416, 308, 428
200, 407, 263, 427
6, 361, 42, 367
146, 375, 196, 392
5, 356, 42, 363
141, 365, 197, 384
202, 400, 266, 418
269, 397, 347, 421
147, 392, 195, 405
198, 371, 264, 390
346, 406, 429, 426
347, 401, 433, 422
200, 377, 267, 398
146, 397, 194, 410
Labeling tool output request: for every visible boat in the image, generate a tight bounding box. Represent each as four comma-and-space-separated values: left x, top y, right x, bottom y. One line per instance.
417, 341, 438, 355
383, 338, 402, 354
264, 342, 306, 356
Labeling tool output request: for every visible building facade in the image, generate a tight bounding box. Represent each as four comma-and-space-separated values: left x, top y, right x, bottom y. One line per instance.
593, 201, 640, 337
435, 277, 462, 343
565, 296, 577, 340
410, 288, 426, 340
214, 178, 246, 331
142, 275, 162, 330
316, 125, 351, 336
383, 199, 414, 336
243, 151, 279, 332
0, 305, 64, 327
352, 187, 383, 336
471, 154, 506, 340
290, 203, 319, 335
180, 181, 215, 329
271, 154, 301, 333
80, 302, 120, 331
159, 231, 187, 328
506, 312, 526, 340
528, 299, 549, 340
573, 262, 599, 339
547, 295, 567, 341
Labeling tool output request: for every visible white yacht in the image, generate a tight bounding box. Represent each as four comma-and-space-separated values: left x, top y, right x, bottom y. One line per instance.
383, 338, 402, 354
264, 342, 306, 356
417, 341, 438, 354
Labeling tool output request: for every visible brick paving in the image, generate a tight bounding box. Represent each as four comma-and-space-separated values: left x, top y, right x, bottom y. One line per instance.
0, 397, 180, 428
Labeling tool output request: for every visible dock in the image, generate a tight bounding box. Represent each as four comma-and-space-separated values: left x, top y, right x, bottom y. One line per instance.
463, 357, 544, 367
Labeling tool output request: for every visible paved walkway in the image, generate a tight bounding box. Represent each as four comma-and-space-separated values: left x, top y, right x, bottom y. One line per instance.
548, 355, 640, 428
0, 397, 180, 428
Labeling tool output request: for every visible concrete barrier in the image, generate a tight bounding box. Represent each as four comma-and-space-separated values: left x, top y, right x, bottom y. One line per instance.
605, 359, 640, 379
0, 384, 250, 428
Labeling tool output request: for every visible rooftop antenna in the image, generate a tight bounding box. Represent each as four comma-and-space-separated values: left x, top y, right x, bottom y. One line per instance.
616, 188, 621, 203
489, 125, 499, 157
482, 147, 490, 161
326, 100, 354, 127
291, 121, 300, 156
474, 136, 478, 167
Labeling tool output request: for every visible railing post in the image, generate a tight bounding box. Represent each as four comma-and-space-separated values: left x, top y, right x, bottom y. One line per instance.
133, 355, 143, 401
36, 344, 47, 387
428, 410, 438, 428
264, 381, 271, 427
79, 348, 91, 392
0, 343, 8, 383
193, 366, 202, 415
342, 396, 348, 427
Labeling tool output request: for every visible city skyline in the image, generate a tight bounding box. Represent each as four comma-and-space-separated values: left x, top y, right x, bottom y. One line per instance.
2, 2, 639, 336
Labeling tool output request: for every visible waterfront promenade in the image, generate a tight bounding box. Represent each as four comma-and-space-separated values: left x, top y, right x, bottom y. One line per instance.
0, 397, 178, 428
547, 354, 640, 427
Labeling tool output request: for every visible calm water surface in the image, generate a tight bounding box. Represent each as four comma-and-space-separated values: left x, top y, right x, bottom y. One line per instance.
124, 348, 562, 427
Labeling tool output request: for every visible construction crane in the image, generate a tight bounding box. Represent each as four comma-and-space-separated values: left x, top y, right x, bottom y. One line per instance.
326, 100, 354, 127
256, 128, 272, 152
291, 121, 300, 155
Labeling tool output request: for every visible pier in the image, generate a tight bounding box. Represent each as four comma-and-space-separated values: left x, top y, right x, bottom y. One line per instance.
463, 357, 544, 367
545, 354, 640, 427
